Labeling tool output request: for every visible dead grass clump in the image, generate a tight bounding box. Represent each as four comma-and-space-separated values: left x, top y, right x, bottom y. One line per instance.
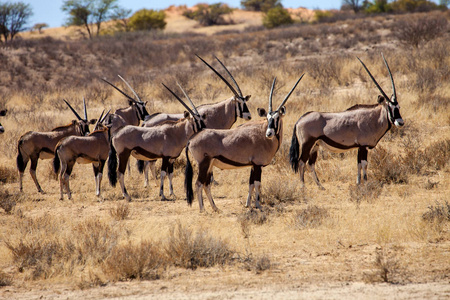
348, 180, 383, 204
109, 202, 131, 221
422, 201, 450, 225
294, 205, 329, 229
237, 209, 269, 239
103, 241, 165, 281
365, 250, 401, 283
241, 253, 272, 274
0, 270, 13, 287
423, 139, 450, 171
165, 222, 234, 269
263, 178, 298, 206
0, 190, 18, 214
370, 146, 408, 184
0, 164, 16, 183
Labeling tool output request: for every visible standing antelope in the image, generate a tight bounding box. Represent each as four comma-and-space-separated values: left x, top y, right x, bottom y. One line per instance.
139, 55, 252, 187
17, 99, 97, 193
108, 83, 206, 201
0, 109, 7, 133
53, 111, 127, 200
102, 75, 151, 125
289, 54, 404, 189
185, 75, 304, 212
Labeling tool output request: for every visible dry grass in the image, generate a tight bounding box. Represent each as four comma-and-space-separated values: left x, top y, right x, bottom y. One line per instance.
0, 9, 448, 298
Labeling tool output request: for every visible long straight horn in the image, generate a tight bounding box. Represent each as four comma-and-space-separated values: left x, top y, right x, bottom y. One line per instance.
276, 74, 305, 112
381, 53, 397, 103
356, 56, 390, 101
161, 83, 196, 117
176, 82, 199, 116
101, 78, 136, 103
101, 109, 111, 123
63, 99, 82, 121
118, 75, 143, 103
269, 77, 276, 113
93, 109, 105, 131
214, 55, 243, 97
196, 54, 239, 97
83, 97, 88, 121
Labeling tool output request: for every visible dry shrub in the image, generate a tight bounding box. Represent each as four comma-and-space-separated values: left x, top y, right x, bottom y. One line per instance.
165, 222, 234, 269
0, 164, 16, 183
422, 201, 450, 225
348, 180, 383, 204
365, 250, 401, 283
423, 139, 450, 171
241, 253, 272, 274
109, 202, 131, 221
263, 177, 297, 207
103, 241, 165, 281
0, 190, 18, 214
294, 205, 329, 229
370, 146, 408, 184
0, 270, 13, 287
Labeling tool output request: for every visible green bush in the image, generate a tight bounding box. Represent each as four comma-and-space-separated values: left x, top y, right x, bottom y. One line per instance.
183, 3, 233, 26
364, 0, 393, 13
241, 0, 282, 12
129, 9, 166, 31
262, 7, 293, 29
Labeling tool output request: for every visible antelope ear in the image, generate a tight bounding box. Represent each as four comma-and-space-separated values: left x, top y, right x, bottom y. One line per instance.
183, 111, 190, 118
279, 106, 286, 115
244, 95, 251, 101
257, 108, 267, 117
89, 119, 97, 124
0, 109, 6, 116
377, 95, 385, 104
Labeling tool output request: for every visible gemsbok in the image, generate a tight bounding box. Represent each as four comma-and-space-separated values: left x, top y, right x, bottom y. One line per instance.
108, 83, 206, 201
53, 111, 127, 200
0, 109, 7, 133
289, 54, 404, 189
185, 75, 305, 212
102, 75, 151, 125
17, 99, 97, 193
139, 55, 252, 187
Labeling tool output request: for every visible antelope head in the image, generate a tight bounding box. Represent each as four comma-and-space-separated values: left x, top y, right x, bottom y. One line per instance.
357, 54, 404, 128
162, 82, 206, 133
196, 55, 251, 120
64, 98, 97, 136
102, 75, 151, 122
259, 75, 305, 139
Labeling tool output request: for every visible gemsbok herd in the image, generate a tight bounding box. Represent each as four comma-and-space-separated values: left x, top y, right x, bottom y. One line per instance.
11, 54, 404, 212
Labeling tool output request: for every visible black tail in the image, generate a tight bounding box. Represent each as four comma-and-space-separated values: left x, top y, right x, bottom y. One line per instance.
53, 146, 61, 174
16, 140, 26, 172
137, 160, 145, 174
108, 140, 118, 187
185, 144, 194, 206
289, 125, 300, 173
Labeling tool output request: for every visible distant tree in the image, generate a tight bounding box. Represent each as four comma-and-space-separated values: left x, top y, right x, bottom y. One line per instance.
32, 22, 48, 33
262, 7, 293, 28
0, 1, 33, 43
128, 9, 166, 31
183, 3, 233, 26
390, 0, 439, 12
341, 0, 363, 12
364, 0, 392, 13
241, 0, 282, 12
61, 0, 119, 38
111, 7, 132, 32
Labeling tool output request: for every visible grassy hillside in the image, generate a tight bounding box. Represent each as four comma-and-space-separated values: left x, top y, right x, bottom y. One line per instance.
0, 8, 449, 298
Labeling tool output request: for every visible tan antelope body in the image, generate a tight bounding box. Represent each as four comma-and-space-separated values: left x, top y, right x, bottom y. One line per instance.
108, 84, 206, 201
185, 75, 304, 212
0, 109, 7, 133
16, 100, 96, 193
139, 55, 252, 187
53, 113, 125, 200
290, 55, 404, 188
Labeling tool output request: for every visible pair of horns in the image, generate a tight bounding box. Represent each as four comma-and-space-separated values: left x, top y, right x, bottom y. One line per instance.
162, 82, 200, 118
101, 75, 144, 104
93, 109, 111, 131
196, 55, 243, 99
268, 74, 305, 113
357, 53, 397, 104
64, 98, 88, 121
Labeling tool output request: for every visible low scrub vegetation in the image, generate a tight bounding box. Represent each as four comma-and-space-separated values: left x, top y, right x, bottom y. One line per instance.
294, 205, 329, 229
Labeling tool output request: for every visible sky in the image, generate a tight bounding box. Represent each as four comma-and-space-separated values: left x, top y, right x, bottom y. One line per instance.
24, 0, 343, 28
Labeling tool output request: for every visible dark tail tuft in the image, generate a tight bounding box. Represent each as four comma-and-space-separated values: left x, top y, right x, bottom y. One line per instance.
108, 140, 118, 187
53, 146, 61, 174
185, 144, 194, 206
289, 125, 300, 173
136, 160, 145, 174
16, 140, 26, 172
